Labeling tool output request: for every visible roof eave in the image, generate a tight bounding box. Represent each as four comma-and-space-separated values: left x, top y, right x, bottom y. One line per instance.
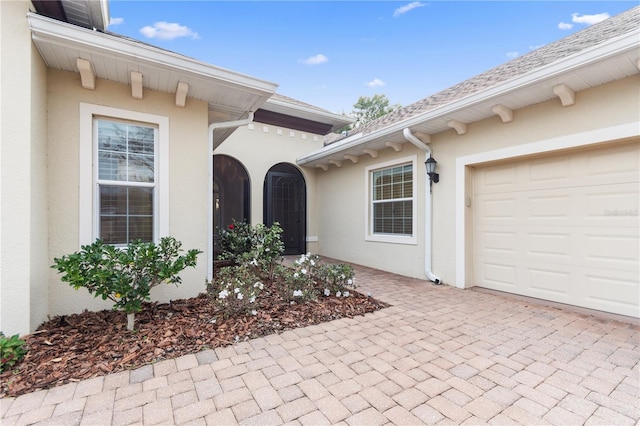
297, 28, 640, 166
262, 97, 354, 131
28, 13, 279, 115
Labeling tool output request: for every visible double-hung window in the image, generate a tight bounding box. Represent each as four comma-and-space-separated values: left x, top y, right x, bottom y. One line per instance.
365, 156, 417, 244
79, 103, 168, 247
96, 118, 156, 245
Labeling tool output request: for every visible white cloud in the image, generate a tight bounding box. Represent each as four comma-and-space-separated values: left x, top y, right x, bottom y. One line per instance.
109, 17, 124, 26
559, 12, 610, 30
571, 12, 610, 25
300, 54, 328, 65
506, 51, 519, 59
393, 2, 426, 17
139, 21, 199, 40
366, 78, 386, 88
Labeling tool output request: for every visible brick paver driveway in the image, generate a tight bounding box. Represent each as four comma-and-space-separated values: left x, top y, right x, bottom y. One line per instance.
2, 261, 639, 425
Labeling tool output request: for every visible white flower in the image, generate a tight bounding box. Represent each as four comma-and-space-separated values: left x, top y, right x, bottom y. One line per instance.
237, 292, 244, 300
336, 291, 342, 297
218, 290, 228, 299
234, 288, 240, 294
251, 310, 257, 316
301, 268, 308, 275
324, 288, 330, 296
294, 272, 299, 278
254, 282, 264, 289
293, 290, 303, 297
347, 279, 353, 285
344, 291, 350, 297
265, 248, 270, 252
341, 274, 346, 279
250, 259, 258, 266
310, 259, 315, 266
249, 296, 256, 303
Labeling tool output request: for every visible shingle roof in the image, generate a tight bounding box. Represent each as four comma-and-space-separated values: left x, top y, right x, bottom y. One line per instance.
330, 5, 639, 144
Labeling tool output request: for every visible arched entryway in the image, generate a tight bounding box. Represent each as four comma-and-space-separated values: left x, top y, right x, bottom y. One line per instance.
213, 155, 250, 258
264, 163, 306, 255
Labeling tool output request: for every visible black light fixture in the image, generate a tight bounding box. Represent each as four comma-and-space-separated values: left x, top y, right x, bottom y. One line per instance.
425, 155, 439, 184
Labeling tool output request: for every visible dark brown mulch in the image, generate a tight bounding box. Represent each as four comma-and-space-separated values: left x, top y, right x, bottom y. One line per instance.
0, 275, 389, 398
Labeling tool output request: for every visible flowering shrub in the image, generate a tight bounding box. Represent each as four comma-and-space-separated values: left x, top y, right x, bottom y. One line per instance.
218, 221, 284, 280
275, 262, 318, 302
217, 220, 254, 262
210, 265, 263, 318
52, 237, 201, 330
316, 263, 356, 297
247, 223, 285, 280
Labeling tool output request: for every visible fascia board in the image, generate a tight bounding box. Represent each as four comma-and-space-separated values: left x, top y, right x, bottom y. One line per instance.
298, 29, 640, 166
264, 98, 355, 125
28, 13, 279, 94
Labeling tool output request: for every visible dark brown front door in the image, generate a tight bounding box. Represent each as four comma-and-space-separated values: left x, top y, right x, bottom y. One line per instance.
264, 164, 306, 255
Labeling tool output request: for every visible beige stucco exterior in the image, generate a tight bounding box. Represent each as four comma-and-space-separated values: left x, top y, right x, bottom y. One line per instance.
313, 76, 640, 288
214, 123, 326, 254
45, 69, 211, 317
1, 0, 49, 335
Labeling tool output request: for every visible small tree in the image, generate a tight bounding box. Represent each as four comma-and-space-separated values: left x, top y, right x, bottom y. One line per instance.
350, 94, 401, 129
52, 237, 201, 331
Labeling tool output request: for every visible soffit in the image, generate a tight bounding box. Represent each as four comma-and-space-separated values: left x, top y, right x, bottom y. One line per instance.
28, 13, 278, 139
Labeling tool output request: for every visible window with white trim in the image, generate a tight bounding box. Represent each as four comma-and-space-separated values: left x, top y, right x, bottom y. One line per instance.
365, 156, 417, 244
79, 103, 169, 247
95, 118, 156, 244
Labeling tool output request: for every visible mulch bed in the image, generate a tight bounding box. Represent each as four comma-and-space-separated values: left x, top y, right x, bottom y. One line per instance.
0, 267, 389, 398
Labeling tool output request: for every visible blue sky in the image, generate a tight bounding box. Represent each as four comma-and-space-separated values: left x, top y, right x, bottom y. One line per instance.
107, 1, 636, 114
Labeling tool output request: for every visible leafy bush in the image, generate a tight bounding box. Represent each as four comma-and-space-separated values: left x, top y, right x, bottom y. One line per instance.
0, 333, 27, 372
218, 221, 285, 280
52, 237, 201, 330
209, 265, 263, 318
316, 263, 356, 297
217, 221, 254, 262
274, 263, 318, 302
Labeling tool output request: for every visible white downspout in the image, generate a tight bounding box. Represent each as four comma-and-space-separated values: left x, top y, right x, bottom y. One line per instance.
403, 128, 442, 284
207, 112, 255, 280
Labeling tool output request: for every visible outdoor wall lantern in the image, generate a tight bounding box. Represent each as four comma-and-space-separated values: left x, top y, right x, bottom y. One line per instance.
425, 155, 439, 184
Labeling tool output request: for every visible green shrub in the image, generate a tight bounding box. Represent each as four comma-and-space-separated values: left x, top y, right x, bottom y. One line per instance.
52, 237, 201, 330
316, 263, 356, 297
218, 221, 285, 280
210, 265, 263, 318
217, 220, 254, 262
0, 333, 27, 372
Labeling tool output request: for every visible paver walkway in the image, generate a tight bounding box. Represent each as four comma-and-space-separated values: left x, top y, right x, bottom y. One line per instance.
2, 261, 639, 425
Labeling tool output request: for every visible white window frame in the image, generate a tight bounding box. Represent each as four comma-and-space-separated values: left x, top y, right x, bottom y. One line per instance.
364, 155, 418, 245
79, 103, 169, 246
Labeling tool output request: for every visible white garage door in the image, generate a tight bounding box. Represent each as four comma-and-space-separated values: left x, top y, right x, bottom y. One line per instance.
473, 141, 639, 317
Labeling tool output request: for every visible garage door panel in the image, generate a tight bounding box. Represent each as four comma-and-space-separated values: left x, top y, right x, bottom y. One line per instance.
528, 232, 572, 259
585, 273, 640, 317
527, 268, 572, 297
473, 141, 639, 317
584, 231, 639, 270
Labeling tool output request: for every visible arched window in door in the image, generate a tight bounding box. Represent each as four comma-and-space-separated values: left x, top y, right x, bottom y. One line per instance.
213, 155, 250, 258
264, 163, 306, 255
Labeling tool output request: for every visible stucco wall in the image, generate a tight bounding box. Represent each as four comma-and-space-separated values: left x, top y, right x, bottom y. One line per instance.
0, 0, 49, 336
214, 123, 325, 253
47, 69, 210, 318
315, 76, 640, 285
